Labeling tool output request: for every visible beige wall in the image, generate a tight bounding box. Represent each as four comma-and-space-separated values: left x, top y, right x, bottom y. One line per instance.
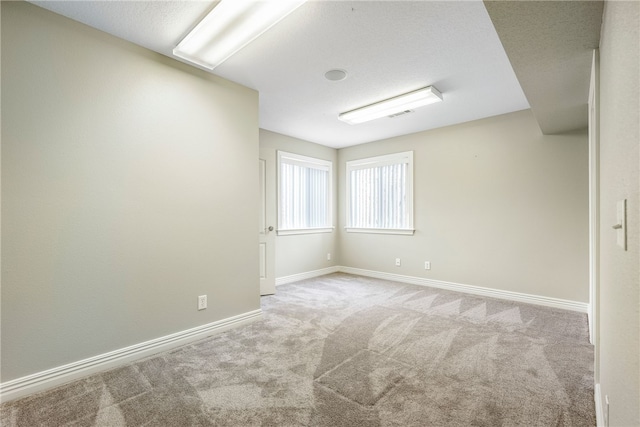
338, 110, 590, 302
259, 130, 338, 278
1, 2, 259, 382
597, 1, 640, 425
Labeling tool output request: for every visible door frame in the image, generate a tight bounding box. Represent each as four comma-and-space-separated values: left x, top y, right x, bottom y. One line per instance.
259, 155, 276, 295
588, 49, 599, 363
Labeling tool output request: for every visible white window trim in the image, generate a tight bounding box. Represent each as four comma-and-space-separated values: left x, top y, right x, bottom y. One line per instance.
277, 151, 333, 235
345, 227, 414, 235
277, 227, 335, 236
345, 151, 414, 235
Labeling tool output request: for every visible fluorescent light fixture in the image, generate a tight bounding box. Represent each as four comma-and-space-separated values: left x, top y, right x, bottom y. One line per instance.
174, 0, 307, 70
338, 86, 443, 125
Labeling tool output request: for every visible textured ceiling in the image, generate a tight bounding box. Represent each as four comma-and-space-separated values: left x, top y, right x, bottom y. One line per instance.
484, 0, 603, 135
28, 1, 601, 147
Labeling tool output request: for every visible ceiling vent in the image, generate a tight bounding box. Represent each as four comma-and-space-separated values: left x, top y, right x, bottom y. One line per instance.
388, 110, 414, 118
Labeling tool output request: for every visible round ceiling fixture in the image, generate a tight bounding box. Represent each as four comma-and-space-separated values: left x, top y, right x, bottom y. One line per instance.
324, 69, 347, 81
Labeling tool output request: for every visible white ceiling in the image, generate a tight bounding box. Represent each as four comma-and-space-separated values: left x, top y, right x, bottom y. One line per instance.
28, 1, 599, 148
484, 0, 603, 135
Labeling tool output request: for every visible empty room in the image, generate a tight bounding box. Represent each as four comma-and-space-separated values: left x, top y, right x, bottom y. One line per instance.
1, 0, 638, 426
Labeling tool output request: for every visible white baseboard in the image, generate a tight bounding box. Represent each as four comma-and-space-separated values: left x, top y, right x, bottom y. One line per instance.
337, 266, 589, 313
595, 383, 605, 427
1, 268, 589, 403
275, 266, 340, 286
0, 309, 263, 403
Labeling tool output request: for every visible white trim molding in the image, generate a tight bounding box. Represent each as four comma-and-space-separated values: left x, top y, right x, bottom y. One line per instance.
0, 309, 263, 403
588, 48, 600, 347
277, 227, 334, 236
275, 266, 340, 286
337, 266, 589, 313
345, 227, 415, 235
277, 266, 588, 312
2, 268, 590, 404
595, 383, 605, 427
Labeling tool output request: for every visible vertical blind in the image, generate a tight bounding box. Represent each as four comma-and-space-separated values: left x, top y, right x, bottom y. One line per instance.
278, 152, 331, 230
347, 151, 413, 230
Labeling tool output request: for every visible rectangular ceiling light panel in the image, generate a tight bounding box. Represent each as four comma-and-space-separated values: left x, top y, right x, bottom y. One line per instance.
174, 0, 306, 70
339, 86, 443, 125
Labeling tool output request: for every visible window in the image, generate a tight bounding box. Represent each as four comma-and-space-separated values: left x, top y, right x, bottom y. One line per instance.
277, 151, 333, 235
346, 151, 414, 235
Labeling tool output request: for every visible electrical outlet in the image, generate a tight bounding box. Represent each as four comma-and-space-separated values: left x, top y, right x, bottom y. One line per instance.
327, 253, 331, 261
395, 258, 401, 267
424, 261, 431, 270
198, 295, 207, 311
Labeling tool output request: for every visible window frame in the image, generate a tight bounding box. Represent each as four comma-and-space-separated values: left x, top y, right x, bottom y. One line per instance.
345, 151, 414, 235
277, 150, 333, 236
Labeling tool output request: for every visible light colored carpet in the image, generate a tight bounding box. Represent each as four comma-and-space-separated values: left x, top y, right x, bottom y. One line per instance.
1, 273, 595, 426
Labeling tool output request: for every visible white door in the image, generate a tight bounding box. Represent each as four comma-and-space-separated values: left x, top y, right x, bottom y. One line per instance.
259, 156, 276, 295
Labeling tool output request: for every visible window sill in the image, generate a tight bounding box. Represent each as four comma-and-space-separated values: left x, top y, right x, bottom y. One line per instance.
345, 227, 415, 236
277, 227, 334, 236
